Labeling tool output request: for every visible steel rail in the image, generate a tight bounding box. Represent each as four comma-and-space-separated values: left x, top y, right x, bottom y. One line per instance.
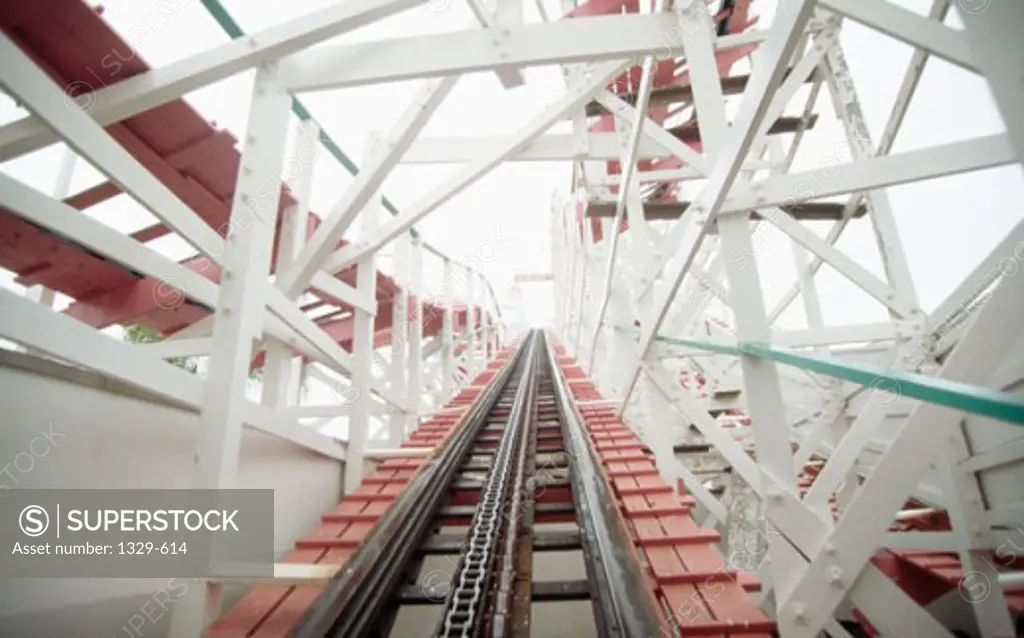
540, 332, 665, 637
289, 338, 531, 638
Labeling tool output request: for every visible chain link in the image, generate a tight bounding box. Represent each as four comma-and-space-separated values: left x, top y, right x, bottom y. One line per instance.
440, 346, 533, 637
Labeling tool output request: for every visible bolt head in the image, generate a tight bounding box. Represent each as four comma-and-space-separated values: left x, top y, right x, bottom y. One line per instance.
791, 602, 807, 623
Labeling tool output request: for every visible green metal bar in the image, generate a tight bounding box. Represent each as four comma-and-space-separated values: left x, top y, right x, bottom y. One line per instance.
197, 0, 503, 321
615, 325, 1024, 427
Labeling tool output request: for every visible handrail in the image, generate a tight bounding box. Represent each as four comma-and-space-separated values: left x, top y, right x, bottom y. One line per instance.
197, 0, 503, 325
616, 325, 1024, 427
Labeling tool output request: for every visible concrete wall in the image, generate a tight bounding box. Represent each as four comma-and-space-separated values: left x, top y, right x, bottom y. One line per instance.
0, 352, 343, 637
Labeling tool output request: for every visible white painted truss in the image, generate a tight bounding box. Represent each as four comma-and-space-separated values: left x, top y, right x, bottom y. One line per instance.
0, 0, 1022, 636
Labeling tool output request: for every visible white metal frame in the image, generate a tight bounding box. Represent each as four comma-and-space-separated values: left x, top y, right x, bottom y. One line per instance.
1, 0, 1023, 635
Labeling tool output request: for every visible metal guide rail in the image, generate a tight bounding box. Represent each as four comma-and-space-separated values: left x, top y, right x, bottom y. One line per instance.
290, 330, 663, 637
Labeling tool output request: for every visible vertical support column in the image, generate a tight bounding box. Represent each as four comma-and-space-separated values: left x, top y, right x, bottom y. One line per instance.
493, 314, 501, 354
560, 202, 578, 339
466, 267, 478, 377
263, 119, 319, 409
481, 274, 493, 361
441, 257, 455, 400
572, 219, 596, 358
551, 198, 566, 335
388, 233, 410, 444
718, 212, 804, 603
23, 147, 76, 353
346, 135, 385, 494
405, 236, 423, 435
940, 430, 1015, 637
169, 64, 291, 638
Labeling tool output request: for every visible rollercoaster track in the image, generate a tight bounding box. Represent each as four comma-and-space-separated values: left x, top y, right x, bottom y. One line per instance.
289, 330, 663, 637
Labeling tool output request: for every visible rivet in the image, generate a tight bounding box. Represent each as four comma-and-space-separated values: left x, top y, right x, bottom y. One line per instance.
826, 566, 843, 586
791, 602, 807, 623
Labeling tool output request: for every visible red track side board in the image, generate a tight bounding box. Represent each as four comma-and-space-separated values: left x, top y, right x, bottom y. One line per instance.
548, 334, 775, 637
205, 350, 517, 637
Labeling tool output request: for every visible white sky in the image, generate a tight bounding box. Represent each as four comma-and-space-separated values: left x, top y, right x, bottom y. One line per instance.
1, 0, 1022, 336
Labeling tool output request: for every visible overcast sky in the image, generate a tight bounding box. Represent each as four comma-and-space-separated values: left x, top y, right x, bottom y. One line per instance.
1, 0, 1021, 335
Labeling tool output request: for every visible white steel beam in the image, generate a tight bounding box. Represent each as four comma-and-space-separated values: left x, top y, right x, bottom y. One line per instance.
0, 173, 389, 397
586, 55, 659, 372
595, 93, 709, 173
595, 162, 774, 184
403, 132, 702, 163
768, 0, 951, 325
958, 3, 1024, 167
634, 0, 819, 361
925, 219, 1024, 335
0, 33, 225, 262
0, 172, 219, 308
322, 60, 628, 273
282, 15, 780, 90
821, 39, 919, 310
0, 288, 343, 461
184, 63, 291, 538
776, 265, 1024, 636
21, 147, 75, 341
819, 0, 977, 72
264, 287, 408, 410
467, 0, 526, 87
719, 210, 803, 597
171, 72, 319, 635
388, 233, 411, 444
136, 337, 214, 360
441, 258, 457, 400
278, 76, 458, 297
406, 237, 425, 430
345, 136, 386, 494
0, 0, 423, 161
721, 134, 1015, 214
263, 119, 320, 410
759, 206, 917, 317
